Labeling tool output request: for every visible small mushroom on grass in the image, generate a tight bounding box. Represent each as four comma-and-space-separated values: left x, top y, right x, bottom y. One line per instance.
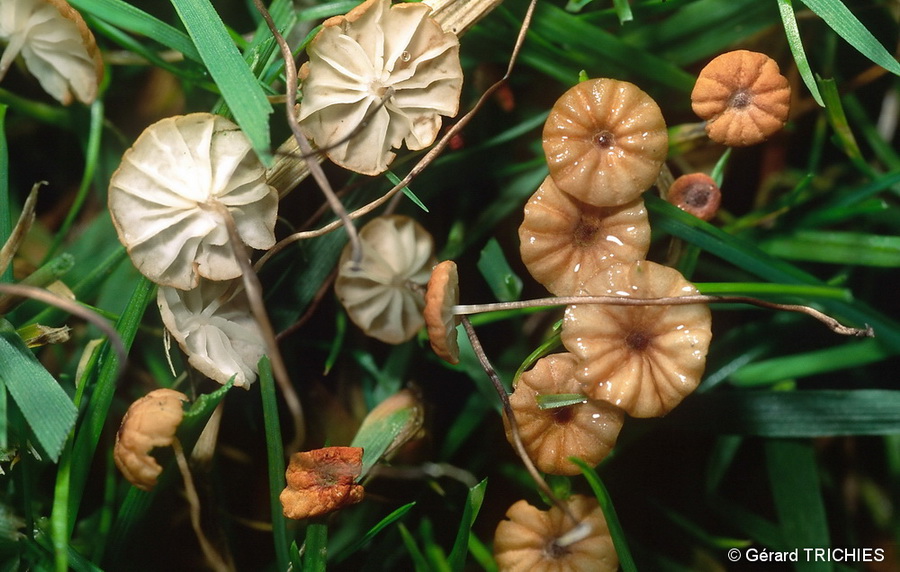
493, 494, 618, 572
691, 50, 791, 147
542, 78, 668, 207
507, 353, 624, 475
280, 447, 365, 520
666, 173, 722, 221
0, 0, 103, 104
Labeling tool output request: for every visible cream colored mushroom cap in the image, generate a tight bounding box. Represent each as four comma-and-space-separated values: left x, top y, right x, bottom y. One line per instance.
113, 388, 188, 491
108, 113, 278, 290
298, 0, 463, 175
562, 260, 712, 417
543, 78, 668, 207
506, 353, 624, 476
493, 495, 618, 572
335, 215, 436, 344
157, 277, 266, 389
519, 175, 651, 296
423, 260, 460, 364
0, 0, 103, 105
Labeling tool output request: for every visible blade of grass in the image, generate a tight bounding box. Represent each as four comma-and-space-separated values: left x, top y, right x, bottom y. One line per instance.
777, 0, 824, 106
170, 0, 273, 164
764, 439, 831, 572
477, 239, 522, 302
302, 522, 328, 572
334, 502, 416, 562
573, 458, 636, 572
819, 77, 871, 175
398, 522, 432, 572
760, 230, 900, 267
259, 356, 290, 571
448, 479, 487, 571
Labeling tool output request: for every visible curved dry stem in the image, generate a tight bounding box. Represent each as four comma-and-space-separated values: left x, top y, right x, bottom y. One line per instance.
252, 0, 363, 266
0, 283, 128, 376
461, 316, 591, 541
453, 295, 872, 337
254, 0, 539, 272
172, 439, 233, 572
216, 204, 306, 454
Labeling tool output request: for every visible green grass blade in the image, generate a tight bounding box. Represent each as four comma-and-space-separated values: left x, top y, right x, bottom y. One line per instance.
612, 0, 633, 24
777, 0, 824, 106
170, 0, 273, 165
68, 0, 200, 61
399, 522, 432, 571
448, 479, 487, 571
573, 458, 637, 572
336, 502, 416, 562
798, 0, 900, 76
477, 239, 522, 303
0, 320, 76, 462
302, 522, 328, 572
764, 439, 831, 572
819, 78, 870, 175
760, 231, 900, 267
258, 356, 290, 571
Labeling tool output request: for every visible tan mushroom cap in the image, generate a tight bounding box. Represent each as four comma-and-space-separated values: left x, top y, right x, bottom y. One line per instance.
542, 78, 668, 207
113, 388, 188, 491
505, 353, 624, 476
691, 50, 791, 147
493, 495, 618, 572
519, 175, 651, 295
667, 173, 721, 221
280, 447, 365, 520
423, 260, 461, 364
0, 0, 103, 105
157, 278, 266, 389
298, 0, 463, 175
335, 215, 436, 344
108, 113, 278, 290
562, 260, 712, 418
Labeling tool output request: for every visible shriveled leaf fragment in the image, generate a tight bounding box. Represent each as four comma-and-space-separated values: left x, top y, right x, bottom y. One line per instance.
280, 447, 365, 520
158, 278, 266, 389
335, 215, 436, 344
298, 0, 463, 175
108, 113, 278, 290
113, 388, 188, 491
0, 0, 103, 104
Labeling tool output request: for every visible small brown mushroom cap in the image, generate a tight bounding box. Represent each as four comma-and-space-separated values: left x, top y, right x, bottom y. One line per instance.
280, 447, 365, 520
562, 260, 712, 417
519, 175, 651, 295
691, 50, 791, 147
505, 353, 624, 476
113, 388, 188, 491
0, 0, 103, 105
666, 173, 722, 221
335, 215, 436, 344
423, 260, 461, 364
493, 495, 618, 572
542, 78, 668, 207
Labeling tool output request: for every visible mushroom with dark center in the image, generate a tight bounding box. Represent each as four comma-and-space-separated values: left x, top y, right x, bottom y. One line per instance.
667, 173, 722, 221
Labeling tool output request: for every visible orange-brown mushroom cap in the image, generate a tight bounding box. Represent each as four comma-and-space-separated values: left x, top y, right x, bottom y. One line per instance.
505, 353, 624, 476
423, 260, 461, 364
113, 388, 188, 491
666, 173, 721, 221
519, 175, 651, 295
280, 447, 365, 520
691, 50, 791, 147
561, 260, 712, 418
542, 78, 668, 207
493, 495, 618, 572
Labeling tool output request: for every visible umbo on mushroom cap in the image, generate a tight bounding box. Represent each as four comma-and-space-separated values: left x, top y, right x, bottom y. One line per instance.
542, 78, 668, 207
108, 113, 278, 290
562, 260, 712, 418
298, 0, 463, 175
113, 388, 188, 491
691, 50, 791, 147
506, 353, 624, 476
280, 447, 365, 520
423, 259, 461, 364
0, 0, 103, 105
335, 215, 436, 345
519, 175, 651, 296
667, 172, 721, 221
158, 277, 266, 389
493, 494, 618, 572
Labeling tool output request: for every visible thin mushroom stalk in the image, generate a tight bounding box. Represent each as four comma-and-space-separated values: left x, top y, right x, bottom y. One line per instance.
453, 295, 872, 338
460, 317, 593, 545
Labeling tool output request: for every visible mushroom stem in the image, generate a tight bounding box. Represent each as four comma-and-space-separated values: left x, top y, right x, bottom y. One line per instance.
453, 295, 873, 337
252, 0, 363, 266
217, 204, 306, 453
460, 316, 589, 532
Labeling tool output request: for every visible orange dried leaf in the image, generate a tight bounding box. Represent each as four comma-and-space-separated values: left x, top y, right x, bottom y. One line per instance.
280, 447, 365, 520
